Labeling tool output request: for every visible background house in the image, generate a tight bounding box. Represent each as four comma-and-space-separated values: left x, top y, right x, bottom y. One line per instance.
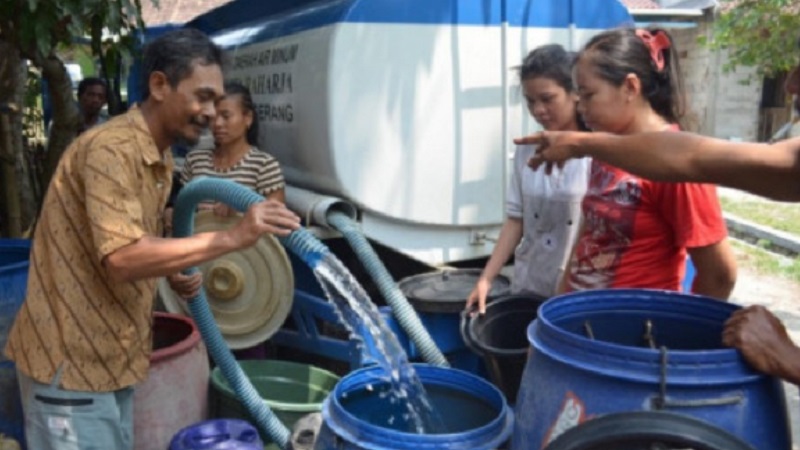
140, 0, 235, 26
625, 0, 789, 142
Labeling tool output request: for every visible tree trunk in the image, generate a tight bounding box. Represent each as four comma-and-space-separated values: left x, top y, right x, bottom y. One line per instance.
0, 41, 23, 237
102, 55, 124, 116
13, 58, 36, 233
41, 56, 79, 191
97, 44, 124, 115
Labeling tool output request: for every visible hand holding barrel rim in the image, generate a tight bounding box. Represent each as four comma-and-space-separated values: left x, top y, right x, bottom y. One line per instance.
723, 305, 800, 385
466, 276, 493, 316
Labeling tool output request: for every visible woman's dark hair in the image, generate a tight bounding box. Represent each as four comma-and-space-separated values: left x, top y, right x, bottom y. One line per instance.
223, 81, 259, 147
518, 44, 576, 91
579, 27, 685, 127
140, 28, 224, 100
517, 44, 587, 131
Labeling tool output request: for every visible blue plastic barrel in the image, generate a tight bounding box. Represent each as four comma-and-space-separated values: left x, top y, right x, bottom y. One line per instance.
169, 419, 263, 450
0, 239, 31, 449
513, 289, 791, 450
315, 364, 513, 450
380, 308, 488, 374
397, 270, 511, 376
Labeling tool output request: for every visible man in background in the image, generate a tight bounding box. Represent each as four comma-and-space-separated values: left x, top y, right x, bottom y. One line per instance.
75, 77, 108, 134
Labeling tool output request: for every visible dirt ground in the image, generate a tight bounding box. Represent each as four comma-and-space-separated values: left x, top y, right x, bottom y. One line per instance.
729, 265, 800, 448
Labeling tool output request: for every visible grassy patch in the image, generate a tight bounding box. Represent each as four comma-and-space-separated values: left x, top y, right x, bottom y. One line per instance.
731, 240, 800, 284
720, 197, 800, 236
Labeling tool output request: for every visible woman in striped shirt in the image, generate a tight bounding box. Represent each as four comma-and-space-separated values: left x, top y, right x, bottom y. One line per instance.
178, 81, 286, 360
181, 81, 285, 216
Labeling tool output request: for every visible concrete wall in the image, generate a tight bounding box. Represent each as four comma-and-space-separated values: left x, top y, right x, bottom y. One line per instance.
664, 19, 763, 141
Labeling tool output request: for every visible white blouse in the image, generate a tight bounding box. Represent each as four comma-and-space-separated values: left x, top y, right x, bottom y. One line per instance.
505, 145, 590, 296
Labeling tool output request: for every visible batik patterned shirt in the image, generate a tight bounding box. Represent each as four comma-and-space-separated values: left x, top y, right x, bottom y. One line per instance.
5, 108, 173, 392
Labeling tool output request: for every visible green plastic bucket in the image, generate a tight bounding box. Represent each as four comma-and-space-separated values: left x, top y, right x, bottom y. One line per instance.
210, 360, 339, 443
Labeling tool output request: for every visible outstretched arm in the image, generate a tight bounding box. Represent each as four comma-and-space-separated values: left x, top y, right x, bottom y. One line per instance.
104, 200, 300, 283
519, 132, 800, 201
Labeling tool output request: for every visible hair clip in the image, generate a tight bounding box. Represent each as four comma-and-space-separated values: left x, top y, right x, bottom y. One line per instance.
636, 29, 671, 72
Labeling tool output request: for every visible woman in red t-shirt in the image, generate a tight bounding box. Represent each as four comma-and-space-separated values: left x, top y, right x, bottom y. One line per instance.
564, 27, 736, 299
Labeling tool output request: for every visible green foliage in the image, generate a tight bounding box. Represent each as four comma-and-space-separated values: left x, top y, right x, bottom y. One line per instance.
74, 46, 95, 77
0, 0, 157, 219
703, 0, 800, 76
0, 0, 157, 66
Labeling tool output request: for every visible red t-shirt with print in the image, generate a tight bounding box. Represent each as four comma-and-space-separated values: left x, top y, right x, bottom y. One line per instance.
566, 156, 727, 292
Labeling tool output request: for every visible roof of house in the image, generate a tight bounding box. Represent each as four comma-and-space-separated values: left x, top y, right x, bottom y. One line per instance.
141, 0, 235, 26
628, 0, 720, 10
622, 0, 661, 9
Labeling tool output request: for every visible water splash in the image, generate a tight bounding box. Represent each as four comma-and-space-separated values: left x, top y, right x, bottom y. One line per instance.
314, 253, 445, 434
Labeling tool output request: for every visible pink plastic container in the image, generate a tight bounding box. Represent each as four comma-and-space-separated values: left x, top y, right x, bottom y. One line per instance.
134, 312, 209, 450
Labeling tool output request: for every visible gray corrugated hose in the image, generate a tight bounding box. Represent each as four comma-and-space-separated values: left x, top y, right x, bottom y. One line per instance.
284, 186, 448, 367
325, 211, 449, 367
174, 178, 330, 450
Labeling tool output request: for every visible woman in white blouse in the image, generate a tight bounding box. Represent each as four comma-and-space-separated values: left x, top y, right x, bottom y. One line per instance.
466, 45, 590, 314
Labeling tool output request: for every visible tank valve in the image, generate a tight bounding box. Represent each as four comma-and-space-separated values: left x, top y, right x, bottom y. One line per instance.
470, 231, 499, 245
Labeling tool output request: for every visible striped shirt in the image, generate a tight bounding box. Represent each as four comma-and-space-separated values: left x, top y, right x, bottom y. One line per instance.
4, 108, 173, 392
180, 147, 285, 198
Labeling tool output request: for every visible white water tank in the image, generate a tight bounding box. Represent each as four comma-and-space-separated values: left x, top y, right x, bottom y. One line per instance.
190, 0, 632, 265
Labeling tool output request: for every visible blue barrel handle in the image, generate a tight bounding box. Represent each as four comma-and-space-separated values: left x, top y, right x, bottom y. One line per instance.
651, 393, 744, 410
652, 346, 744, 410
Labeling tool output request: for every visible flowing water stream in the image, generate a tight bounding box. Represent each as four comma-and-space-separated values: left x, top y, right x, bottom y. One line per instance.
313, 253, 445, 434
